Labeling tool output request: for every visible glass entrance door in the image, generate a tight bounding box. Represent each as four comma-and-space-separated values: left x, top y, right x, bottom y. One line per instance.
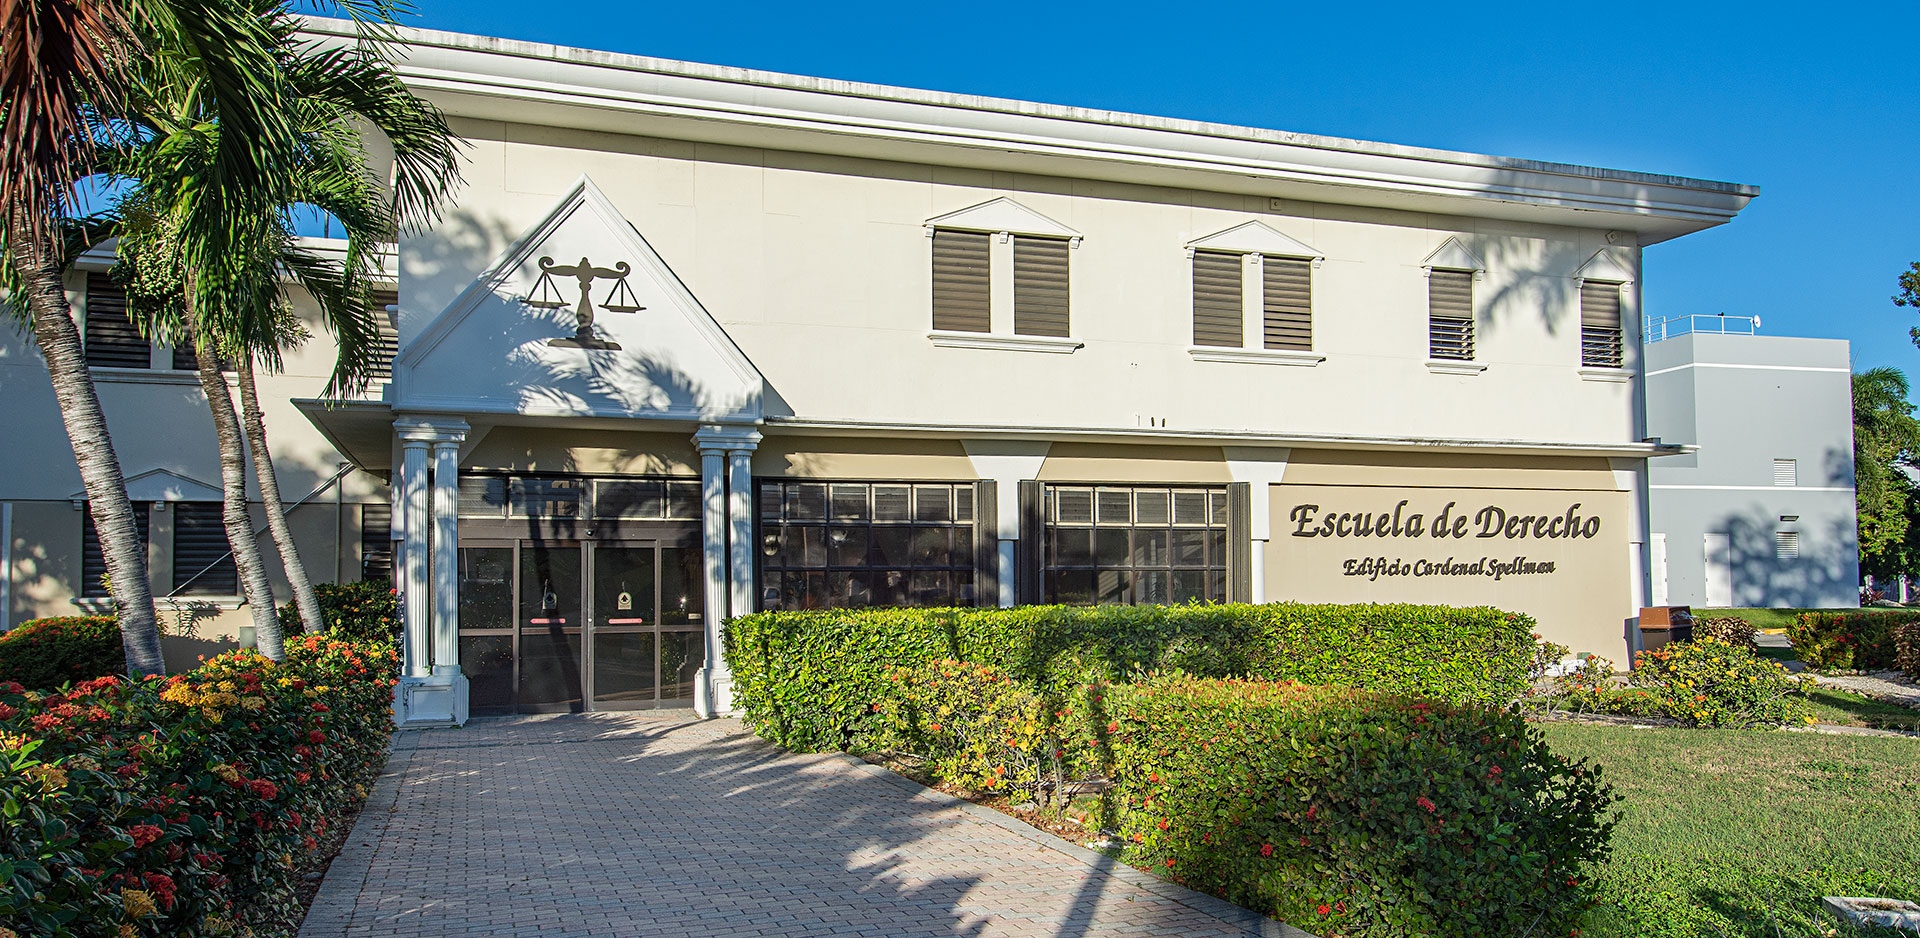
456, 536, 705, 714
588, 540, 706, 710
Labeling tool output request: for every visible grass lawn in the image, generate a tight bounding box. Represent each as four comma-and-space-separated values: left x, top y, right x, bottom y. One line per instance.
1705, 606, 1916, 632
1803, 687, 1920, 731
1540, 721, 1920, 937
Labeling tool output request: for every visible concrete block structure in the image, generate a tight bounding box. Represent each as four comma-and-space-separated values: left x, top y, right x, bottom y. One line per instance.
1644, 320, 1859, 609
0, 19, 1760, 723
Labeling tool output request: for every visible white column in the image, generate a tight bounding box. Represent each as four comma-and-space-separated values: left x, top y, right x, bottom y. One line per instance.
692, 424, 762, 718
695, 447, 727, 719
1, 502, 12, 633
1225, 447, 1290, 606
431, 439, 462, 676
398, 438, 431, 679
727, 448, 756, 619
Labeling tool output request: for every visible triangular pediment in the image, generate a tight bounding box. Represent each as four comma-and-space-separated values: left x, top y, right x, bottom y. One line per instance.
925, 197, 1080, 240
71, 469, 222, 504
1420, 236, 1486, 272
393, 176, 764, 422
1574, 247, 1636, 284
1186, 221, 1322, 260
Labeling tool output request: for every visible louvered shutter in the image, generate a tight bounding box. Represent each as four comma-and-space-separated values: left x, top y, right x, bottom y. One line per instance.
1428, 270, 1475, 360
1773, 459, 1797, 487
366, 290, 401, 381
361, 503, 393, 581
172, 502, 238, 595
1013, 236, 1070, 337
1580, 281, 1624, 368
1191, 251, 1242, 347
83, 273, 150, 369
1262, 257, 1313, 351
931, 229, 991, 333
82, 503, 150, 598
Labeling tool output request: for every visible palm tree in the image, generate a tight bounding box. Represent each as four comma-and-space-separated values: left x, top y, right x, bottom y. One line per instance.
113, 9, 457, 654
0, 0, 296, 675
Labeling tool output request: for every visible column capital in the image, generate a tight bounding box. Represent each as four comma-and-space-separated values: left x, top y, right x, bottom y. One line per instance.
394, 415, 470, 444
692, 423, 762, 455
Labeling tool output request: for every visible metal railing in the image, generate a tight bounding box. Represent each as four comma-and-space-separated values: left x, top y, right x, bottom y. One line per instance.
1644, 314, 1761, 343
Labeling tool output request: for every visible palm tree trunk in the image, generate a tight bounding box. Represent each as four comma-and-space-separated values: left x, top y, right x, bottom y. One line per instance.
191, 333, 284, 660
236, 355, 324, 634
6, 209, 166, 676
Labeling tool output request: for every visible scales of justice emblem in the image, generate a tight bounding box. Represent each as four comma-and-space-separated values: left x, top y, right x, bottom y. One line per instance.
523, 256, 646, 350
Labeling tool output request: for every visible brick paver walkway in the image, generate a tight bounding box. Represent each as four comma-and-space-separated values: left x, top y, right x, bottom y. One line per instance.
300, 714, 1299, 938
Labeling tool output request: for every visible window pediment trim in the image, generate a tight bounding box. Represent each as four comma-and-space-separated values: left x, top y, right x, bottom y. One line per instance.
70, 468, 222, 506
1420, 236, 1487, 280
925, 197, 1081, 246
1573, 247, 1636, 286
1185, 220, 1322, 266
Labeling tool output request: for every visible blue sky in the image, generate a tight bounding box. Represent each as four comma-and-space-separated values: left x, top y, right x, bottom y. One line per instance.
397, 0, 1920, 376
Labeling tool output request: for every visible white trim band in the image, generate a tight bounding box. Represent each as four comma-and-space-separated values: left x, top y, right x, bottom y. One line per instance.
1188, 347, 1325, 367
1644, 362, 1851, 378
1649, 484, 1854, 493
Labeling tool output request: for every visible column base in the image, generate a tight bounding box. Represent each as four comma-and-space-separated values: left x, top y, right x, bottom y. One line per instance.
394, 672, 470, 729
710, 670, 735, 717
693, 667, 713, 719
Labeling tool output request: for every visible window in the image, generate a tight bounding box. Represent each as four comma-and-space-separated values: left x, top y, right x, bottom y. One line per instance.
1428, 269, 1475, 360
1262, 257, 1313, 351
360, 503, 392, 581
366, 289, 401, 381
1773, 459, 1797, 486
81, 503, 151, 597
172, 502, 238, 596
931, 230, 990, 333
757, 480, 977, 610
1012, 236, 1070, 337
83, 272, 150, 369
456, 475, 701, 521
1580, 281, 1624, 368
1775, 530, 1799, 559
1042, 485, 1227, 604
924, 198, 1082, 349
1190, 250, 1241, 347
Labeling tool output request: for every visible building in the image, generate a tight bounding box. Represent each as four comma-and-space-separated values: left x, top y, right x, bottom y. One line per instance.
0, 20, 1757, 724
1644, 317, 1859, 609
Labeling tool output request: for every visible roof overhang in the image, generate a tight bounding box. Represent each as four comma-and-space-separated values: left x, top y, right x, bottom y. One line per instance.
299, 18, 1756, 245
296, 398, 396, 475
764, 417, 1693, 460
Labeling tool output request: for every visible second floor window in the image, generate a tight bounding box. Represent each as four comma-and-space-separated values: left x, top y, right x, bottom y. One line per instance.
1428, 269, 1475, 360
1580, 281, 1624, 368
1012, 235, 1070, 337
83, 272, 151, 369
1191, 252, 1313, 351
931, 230, 990, 333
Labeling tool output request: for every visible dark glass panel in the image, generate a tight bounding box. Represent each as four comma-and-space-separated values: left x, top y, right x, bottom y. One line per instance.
831, 484, 869, 522
1052, 528, 1093, 566
873, 485, 912, 521
1132, 529, 1169, 567
790, 484, 827, 521
458, 547, 514, 631
665, 481, 703, 521
594, 480, 664, 519
1094, 529, 1129, 566
1171, 529, 1207, 566
659, 546, 704, 626
659, 630, 704, 700
914, 485, 952, 523
591, 632, 655, 705
1096, 569, 1129, 604
510, 477, 582, 518
828, 526, 868, 567
870, 527, 912, 567
909, 526, 951, 566
1171, 571, 1208, 605
1047, 569, 1094, 604
1206, 530, 1228, 567
594, 545, 655, 627
1172, 490, 1209, 525
1134, 570, 1171, 605
518, 544, 581, 710
460, 635, 514, 714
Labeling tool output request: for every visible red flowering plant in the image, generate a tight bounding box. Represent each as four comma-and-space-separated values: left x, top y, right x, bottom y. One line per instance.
0, 635, 398, 937
1099, 674, 1617, 938
0, 616, 125, 690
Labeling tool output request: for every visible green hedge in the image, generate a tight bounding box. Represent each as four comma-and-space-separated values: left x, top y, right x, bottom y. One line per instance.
723, 602, 1537, 752
1106, 675, 1615, 936
1785, 610, 1919, 670
276, 580, 401, 643
1897, 622, 1920, 682
0, 635, 397, 936
0, 616, 125, 689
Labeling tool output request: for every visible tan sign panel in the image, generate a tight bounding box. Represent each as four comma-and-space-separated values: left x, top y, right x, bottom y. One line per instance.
1267, 483, 1631, 657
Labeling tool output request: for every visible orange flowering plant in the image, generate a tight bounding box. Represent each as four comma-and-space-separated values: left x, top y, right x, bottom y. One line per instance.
0, 635, 398, 937
1628, 638, 1815, 728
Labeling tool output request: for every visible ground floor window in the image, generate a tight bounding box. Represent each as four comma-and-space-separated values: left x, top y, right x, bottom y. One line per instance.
757, 480, 978, 609
81, 502, 150, 597
1041, 484, 1229, 604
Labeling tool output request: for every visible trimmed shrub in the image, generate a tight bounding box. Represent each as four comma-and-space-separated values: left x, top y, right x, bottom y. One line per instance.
0, 635, 398, 937
1897, 621, 1920, 682
724, 602, 1537, 751
1692, 616, 1757, 649
1785, 611, 1918, 670
1104, 675, 1616, 936
276, 580, 402, 642
0, 616, 125, 689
